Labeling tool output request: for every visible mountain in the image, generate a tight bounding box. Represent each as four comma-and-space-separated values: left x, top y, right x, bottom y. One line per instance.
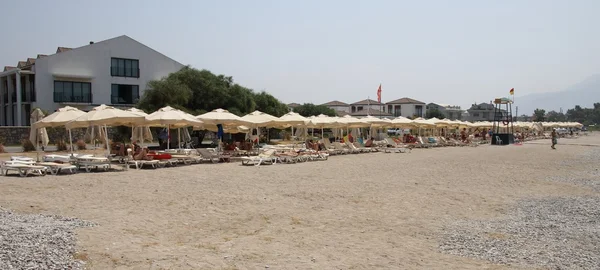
515, 74, 600, 116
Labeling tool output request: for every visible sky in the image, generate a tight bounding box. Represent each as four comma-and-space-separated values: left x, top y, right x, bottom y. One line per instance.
2, 0, 600, 109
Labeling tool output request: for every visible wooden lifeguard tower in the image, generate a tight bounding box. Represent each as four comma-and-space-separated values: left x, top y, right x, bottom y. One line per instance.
491, 97, 514, 145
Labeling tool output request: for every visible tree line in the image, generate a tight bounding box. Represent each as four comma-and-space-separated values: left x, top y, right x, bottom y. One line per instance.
137, 66, 335, 118
532, 103, 600, 125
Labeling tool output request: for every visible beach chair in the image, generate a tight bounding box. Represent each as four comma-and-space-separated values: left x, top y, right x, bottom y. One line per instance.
351, 142, 372, 153
240, 149, 277, 166
197, 148, 226, 163
1, 161, 48, 177
125, 149, 160, 170
36, 162, 78, 175
331, 142, 352, 154
383, 138, 411, 153
75, 156, 111, 172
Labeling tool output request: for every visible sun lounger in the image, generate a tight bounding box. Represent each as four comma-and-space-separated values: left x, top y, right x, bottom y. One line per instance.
124, 149, 160, 170
36, 162, 78, 175
1, 161, 47, 177
75, 156, 111, 172
241, 149, 277, 166
197, 148, 229, 163
382, 138, 411, 153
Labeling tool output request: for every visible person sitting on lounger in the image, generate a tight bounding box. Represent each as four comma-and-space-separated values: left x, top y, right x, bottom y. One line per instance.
133, 147, 152, 160
460, 128, 468, 142
111, 142, 126, 156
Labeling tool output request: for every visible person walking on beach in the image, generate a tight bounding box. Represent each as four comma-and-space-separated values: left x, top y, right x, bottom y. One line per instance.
551, 128, 557, 149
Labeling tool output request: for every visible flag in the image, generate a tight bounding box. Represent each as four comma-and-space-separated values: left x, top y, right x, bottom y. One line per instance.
509, 88, 514, 95
377, 84, 382, 103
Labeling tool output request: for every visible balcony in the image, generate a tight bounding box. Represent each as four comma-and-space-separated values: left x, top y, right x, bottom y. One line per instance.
54, 92, 92, 103
110, 67, 140, 78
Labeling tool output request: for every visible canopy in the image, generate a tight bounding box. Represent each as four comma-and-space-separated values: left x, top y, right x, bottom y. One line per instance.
197, 108, 250, 126
66, 104, 145, 129
337, 115, 370, 128
308, 114, 340, 128
412, 117, 436, 128
362, 115, 391, 127
201, 125, 250, 134
33, 106, 86, 129
145, 106, 203, 128
240, 110, 279, 127
29, 108, 49, 147
273, 112, 309, 127
126, 108, 154, 143
391, 116, 414, 128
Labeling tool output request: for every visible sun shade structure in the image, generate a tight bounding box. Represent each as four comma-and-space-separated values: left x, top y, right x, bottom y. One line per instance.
32, 106, 86, 129
391, 116, 414, 128
29, 108, 49, 147
240, 110, 279, 127
65, 104, 146, 129
145, 106, 203, 128
196, 108, 250, 126
273, 112, 310, 128
337, 115, 370, 128
126, 108, 154, 144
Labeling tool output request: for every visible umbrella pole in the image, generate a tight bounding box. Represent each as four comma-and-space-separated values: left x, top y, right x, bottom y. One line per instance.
104, 125, 110, 157
178, 128, 181, 149
68, 129, 74, 156
167, 125, 170, 150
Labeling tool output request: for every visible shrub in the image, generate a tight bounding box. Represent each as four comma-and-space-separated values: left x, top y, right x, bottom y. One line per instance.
56, 140, 68, 151
21, 139, 36, 152
76, 139, 87, 150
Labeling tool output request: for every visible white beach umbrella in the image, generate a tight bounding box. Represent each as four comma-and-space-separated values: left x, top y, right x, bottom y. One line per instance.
127, 108, 154, 144
338, 115, 370, 128
146, 106, 203, 149
274, 111, 309, 127
196, 108, 250, 126
29, 108, 49, 147
391, 116, 414, 128
33, 106, 86, 129
66, 104, 145, 129
145, 106, 203, 128
241, 110, 279, 127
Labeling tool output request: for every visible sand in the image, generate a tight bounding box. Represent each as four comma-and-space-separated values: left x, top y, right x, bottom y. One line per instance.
0, 135, 599, 269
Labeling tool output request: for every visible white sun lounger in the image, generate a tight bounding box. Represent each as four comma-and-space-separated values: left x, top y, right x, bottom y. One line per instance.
75, 156, 111, 172
1, 161, 48, 177
36, 162, 78, 175
241, 149, 277, 166
125, 149, 160, 170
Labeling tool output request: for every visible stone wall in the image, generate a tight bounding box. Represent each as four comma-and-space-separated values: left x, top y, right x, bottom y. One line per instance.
0, 126, 87, 145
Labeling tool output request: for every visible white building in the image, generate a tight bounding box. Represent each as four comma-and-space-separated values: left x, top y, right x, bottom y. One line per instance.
426, 102, 464, 120
321, 100, 350, 113
384, 97, 426, 118
350, 99, 383, 114
0, 35, 184, 126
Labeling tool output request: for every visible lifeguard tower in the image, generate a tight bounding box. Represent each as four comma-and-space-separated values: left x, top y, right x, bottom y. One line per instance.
491, 97, 514, 145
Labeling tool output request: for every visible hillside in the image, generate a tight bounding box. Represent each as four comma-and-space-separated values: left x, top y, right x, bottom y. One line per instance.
515, 74, 600, 115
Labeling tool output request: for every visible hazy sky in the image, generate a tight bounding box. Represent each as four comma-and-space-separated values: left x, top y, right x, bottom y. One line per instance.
2, 0, 599, 109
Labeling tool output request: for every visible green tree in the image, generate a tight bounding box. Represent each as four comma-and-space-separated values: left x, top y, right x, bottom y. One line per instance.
533, 108, 546, 122
137, 66, 288, 116
293, 103, 336, 117
545, 110, 567, 122
425, 108, 445, 119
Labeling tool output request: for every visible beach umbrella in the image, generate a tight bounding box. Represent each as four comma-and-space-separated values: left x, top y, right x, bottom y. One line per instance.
391, 116, 414, 128
197, 108, 250, 126
273, 112, 309, 127
33, 106, 86, 129
66, 104, 146, 155
29, 108, 50, 161
126, 108, 153, 144
146, 106, 203, 149
241, 110, 279, 127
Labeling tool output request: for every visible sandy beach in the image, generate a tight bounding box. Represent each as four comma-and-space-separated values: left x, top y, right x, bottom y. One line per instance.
1, 135, 599, 269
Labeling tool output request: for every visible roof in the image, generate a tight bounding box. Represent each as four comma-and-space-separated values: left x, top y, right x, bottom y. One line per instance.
3, 66, 16, 72
350, 107, 393, 117
16, 61, 27, 68
26, 58, 36, 65
467, 103, 495, 111
335, 110, 350, 117
386, 97, 425, 104
37, 54, 48, 59
287, 103, 300, 108
322, 100, 349, 106
351, 99, 382, 105
56, 47, 72, 53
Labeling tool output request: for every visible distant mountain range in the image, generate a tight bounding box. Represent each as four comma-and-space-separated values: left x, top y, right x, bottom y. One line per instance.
515, 74, 600, 116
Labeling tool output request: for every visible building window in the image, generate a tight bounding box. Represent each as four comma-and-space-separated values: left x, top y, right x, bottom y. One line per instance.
482, 112, 489, 118
394, 106, 401, 117
357, 106, 363, 111
111, 58, 139, 78
415, 105, 423, 116
111, 84, 139, 104
473, 113, 480, 117
54, 81, 92, 103
29, 76, 35, 102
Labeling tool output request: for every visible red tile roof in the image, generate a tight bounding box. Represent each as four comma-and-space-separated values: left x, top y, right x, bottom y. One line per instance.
36, 54, 48, 59
26, 58, 36, 65
17, 61, 27, 68
3, 66, 17, 72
